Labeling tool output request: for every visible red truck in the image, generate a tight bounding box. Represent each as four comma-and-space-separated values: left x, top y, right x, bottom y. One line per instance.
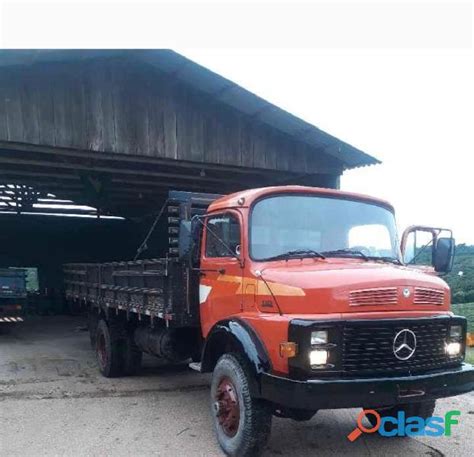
64, 186, 474, 456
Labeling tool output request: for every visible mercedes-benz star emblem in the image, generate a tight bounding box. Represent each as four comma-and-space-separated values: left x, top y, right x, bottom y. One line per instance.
393, 329, 417, 360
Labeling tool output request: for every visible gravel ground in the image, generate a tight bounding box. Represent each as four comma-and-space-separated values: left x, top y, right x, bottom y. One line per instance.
0, 316, 473, 457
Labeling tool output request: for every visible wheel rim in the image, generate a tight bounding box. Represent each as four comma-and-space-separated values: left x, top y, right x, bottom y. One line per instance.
97, 332, 107, 367
214, 377, 240, 437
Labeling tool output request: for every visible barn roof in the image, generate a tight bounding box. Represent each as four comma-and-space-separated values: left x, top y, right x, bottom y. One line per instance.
0, 49, 379, 170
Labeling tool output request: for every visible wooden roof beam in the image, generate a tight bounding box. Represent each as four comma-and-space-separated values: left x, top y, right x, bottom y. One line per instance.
0, 142, 341, 176
0, 156, 246, 185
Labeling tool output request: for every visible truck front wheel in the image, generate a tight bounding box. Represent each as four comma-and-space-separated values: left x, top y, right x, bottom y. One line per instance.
95, 319, 125, 378
364, 400, 436, 433
211, 353, 272, 457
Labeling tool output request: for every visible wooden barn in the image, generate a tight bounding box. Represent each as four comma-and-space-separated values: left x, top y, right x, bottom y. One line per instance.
0, 49, 378, 301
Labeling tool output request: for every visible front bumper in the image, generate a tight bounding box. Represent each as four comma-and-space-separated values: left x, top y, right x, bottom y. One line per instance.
260, 363, 474, 410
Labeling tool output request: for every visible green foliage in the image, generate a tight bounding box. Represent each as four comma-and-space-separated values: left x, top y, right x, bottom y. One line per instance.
408, 243, 474, 305
451, 303, 474, 333
466, 347, 474, 364
448, 245, 474, 335
445, 244, 474, 304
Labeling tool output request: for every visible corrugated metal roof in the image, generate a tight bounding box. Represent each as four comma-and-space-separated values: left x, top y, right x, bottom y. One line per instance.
0, 49, 380, 169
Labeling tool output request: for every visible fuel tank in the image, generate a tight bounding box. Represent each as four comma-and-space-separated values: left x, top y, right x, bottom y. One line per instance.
134, 326, 196, 362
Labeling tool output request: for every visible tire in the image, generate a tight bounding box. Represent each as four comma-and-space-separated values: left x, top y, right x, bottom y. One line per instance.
211, 353, 272, 457
123, 331, 142, 376
95, 319, 125, 377
365, 400, 436, 432
88, 311, 99, 349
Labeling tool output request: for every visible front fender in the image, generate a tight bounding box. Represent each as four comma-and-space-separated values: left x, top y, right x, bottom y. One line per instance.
201, 319, 271, 380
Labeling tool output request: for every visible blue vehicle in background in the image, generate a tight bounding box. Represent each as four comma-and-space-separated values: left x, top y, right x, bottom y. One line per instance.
0, 269, 27, 324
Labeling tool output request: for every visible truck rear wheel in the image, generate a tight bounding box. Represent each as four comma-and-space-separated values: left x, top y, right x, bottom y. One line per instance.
95, 319, 125, 378
364, 400, 436, 432
211, 353, 272, 457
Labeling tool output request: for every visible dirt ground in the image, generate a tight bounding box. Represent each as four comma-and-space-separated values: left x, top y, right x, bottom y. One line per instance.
0, 316, 473, 457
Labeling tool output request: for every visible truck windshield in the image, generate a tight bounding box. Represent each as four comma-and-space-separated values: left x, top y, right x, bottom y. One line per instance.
250, 194, 400, 262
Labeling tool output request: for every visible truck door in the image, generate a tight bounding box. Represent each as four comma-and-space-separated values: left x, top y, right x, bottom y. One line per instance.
199, 211, 243, 337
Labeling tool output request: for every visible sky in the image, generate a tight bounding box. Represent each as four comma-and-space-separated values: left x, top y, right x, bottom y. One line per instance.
174, 47, 474, 244
0, 0, 473, 243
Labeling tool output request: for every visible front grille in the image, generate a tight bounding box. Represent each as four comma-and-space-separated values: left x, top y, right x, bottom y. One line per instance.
349, 287, 398, 306
414, 287, 444, 305
342, 320, 458, 376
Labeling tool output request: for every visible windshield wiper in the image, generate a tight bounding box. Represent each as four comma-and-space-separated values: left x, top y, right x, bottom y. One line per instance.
263, 249, 326, 261
322, 249, 369, 260
323, 249, 402, 265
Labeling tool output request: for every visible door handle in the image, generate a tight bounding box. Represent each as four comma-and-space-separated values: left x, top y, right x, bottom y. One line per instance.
194, 268, 226, 276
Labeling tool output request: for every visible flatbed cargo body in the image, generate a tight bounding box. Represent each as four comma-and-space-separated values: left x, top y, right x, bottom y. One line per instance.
63, 191, 220, 328
64, 258, 199, 327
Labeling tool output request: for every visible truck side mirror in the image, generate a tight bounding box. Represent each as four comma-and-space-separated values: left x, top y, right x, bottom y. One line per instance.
401, 225, 455, 274
434, 237, 455, 274
178, 218, 203, 266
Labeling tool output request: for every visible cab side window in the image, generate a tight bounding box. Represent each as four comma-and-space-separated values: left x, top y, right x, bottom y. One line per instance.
205, 214, 241, 258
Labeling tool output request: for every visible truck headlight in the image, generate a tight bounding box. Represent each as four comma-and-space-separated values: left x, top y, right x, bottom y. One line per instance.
309, 349, 328, 366
445, 342, 461, 356
311, 330, 328, 345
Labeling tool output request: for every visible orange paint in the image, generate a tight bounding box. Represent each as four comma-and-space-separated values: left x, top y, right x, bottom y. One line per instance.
198, 186, 454, 375
467, 333, 474, 347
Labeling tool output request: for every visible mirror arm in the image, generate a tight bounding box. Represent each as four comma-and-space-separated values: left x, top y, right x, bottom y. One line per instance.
407, 238, 434, 265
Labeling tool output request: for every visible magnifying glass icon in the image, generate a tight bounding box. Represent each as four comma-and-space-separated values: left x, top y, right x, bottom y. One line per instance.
347, 409, 381, 442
